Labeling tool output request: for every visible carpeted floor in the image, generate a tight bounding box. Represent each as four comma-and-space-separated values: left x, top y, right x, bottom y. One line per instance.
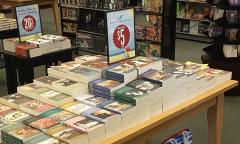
0, 8, 239, 144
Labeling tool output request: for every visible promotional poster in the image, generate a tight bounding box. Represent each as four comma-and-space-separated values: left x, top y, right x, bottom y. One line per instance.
16, 4, 42, 42
107, 8, 136, 64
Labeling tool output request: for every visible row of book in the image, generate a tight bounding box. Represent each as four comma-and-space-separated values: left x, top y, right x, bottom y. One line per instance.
0, 13, 17, 32
0, 55, 232, 144
3, 35, 71, 58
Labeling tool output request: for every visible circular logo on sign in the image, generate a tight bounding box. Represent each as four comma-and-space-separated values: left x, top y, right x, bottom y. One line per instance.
113, 25, 130, 49
22, 15, 36, 32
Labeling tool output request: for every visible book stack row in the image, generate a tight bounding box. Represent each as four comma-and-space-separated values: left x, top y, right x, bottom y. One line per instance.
0, 13, 17, 31
3, 34, 72, 58
0, 55, 233, 144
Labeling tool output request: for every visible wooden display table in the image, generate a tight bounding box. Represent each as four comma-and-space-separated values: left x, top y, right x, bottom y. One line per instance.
0, 47, 77, 94
101, 80, 238, 144
1, 0, 60, 32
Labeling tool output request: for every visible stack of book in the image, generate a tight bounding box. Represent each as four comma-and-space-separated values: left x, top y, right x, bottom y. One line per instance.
0, 13, 17, 31
3, 35, 72, 57
88, 79, 124, 99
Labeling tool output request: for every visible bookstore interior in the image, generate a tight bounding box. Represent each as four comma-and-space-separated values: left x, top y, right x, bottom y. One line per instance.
0, 0, 240, 144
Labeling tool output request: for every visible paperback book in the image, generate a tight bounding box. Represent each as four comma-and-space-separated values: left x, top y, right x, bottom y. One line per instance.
0, 93, 33, 109
60, 102, 93, 115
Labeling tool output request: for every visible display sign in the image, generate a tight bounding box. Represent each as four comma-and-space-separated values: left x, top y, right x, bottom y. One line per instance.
16, 4, 42, 42
107, 8, 136, 64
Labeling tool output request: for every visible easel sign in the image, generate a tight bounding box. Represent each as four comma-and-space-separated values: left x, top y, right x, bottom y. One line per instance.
16, 4, 42, 42
106, 8, 136, 64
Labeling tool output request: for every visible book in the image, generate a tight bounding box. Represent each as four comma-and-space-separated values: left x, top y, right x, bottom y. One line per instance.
1, 110, 32, 123
140, 69, 175, 87
47, 65, 78, 79
66, 67, 101, 84
162, 59, 184, 70
46, 124, 88, 144
15, 44, 39, 58
41, 108, 77, 123
65, 116, 106, 144
0, 93, 33, 109
127, 78, 162, 93
23, 116, 59, 132
17, 83, 50, 99
75, 55, 106, 63
76, 32, 94, 49
0, 119, 12, 143
3, 38, 19, 53
80, 60, 108, 72
103, 63, 138, 84
25, 133, 67, 144
77, 95, 108, 107
0, 104, 14, 117
34, 76, 61, 89
19, 100, 55, 116
82, 107, 121, 138
89, 79, 124, 99
60, 102, 93, 115
1, 124, 42, 144
99, 100, 137, 131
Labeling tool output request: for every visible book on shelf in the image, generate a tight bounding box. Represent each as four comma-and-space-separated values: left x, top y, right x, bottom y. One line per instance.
99, 100, 137, 131
23, 116, 59, 132
137, 42, 161, 57
88, 79, 124, 100
40, 108, 77, 123
76, 32, 94, 49
223, 45, 238, 58
1, 124, 42, 144
60, 102, 93, 115
82, 107, 121, 138
0, 93, 33, 110
226, 10, 239, 23
65, 115, 106, 144
46, 124, 88, 144
66, 67, 101, 84
102, 63, 138, 84
19, 100, 55, 116
1, 110, 32, 124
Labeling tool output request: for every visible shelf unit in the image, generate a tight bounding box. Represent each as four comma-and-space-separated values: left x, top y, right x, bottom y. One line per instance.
59, 0, 176, 60
176, 0, 214, 43
203, 0, 240, 59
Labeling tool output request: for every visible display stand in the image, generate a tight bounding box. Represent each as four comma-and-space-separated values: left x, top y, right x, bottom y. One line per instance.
60, 0, 176, 60
100, 80, 238, 144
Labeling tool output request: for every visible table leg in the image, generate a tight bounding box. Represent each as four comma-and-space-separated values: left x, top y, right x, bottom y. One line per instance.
17, 60, 26, 85
4, 55, 17, 94
53, 0, 60, 33
207, 94, 224, 144
23, 61, 34, 84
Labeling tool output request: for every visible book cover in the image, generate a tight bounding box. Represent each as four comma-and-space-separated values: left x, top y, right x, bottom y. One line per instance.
2, 110, 30, 123
95, 79, 122, 89
35, 76, 60, 85
25, 116, 59, 131
114, 86, 147, 105
81, 60, 108, 70
61, 102, 93, 115
101, 100, 134, 114
39, 90, 72, 102
80, 96, 108, 107
1, 93, 33, 105
66, 116, 101, 131
3, 124, 41, 141
127, 78, 162, 93
21, 100, 54, 113
70, 67, 100, 76
0, 104, 13, 115
82, 108, 116, 123
18, 83, 45, 92
140, 69, 173, 82
108, 63, 136, 74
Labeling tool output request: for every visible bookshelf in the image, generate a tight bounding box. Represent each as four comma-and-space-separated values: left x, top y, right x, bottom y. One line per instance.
176, 0, 214, 43
59, 0, 176, 60
204, 0, 240, 59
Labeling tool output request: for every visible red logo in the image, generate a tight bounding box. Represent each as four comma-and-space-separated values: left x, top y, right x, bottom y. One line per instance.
113, 25, 130, 49
22, 15, 36, 32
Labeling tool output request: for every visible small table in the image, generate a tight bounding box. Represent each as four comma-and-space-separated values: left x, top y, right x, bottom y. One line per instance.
101, 80, 238, 144
1, 0, 60, 33
0, 47, 77, 94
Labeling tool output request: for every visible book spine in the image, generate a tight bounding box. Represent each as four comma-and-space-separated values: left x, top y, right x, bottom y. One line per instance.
106, 71, 124, 83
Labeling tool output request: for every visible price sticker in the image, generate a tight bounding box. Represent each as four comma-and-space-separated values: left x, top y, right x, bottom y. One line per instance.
113, 25, 130, 49
22, 15, 36, 32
